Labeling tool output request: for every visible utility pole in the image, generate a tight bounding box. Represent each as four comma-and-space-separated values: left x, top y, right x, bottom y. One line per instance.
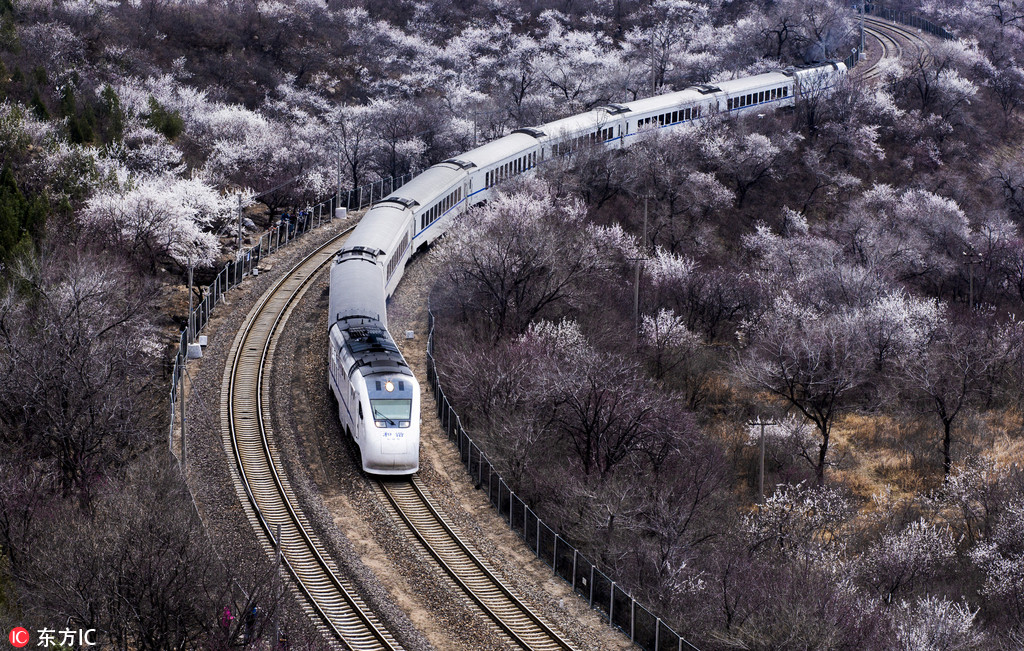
336, 145, 343, 218
748, 417, 777, 502
860, 3, 865, 58
650, 27, 656, 96
963, 250, 981, 309
633, 194, 648, 343
235, 192, 243, 253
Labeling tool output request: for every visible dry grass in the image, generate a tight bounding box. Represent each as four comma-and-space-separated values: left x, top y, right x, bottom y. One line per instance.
826, 409, 1022, 505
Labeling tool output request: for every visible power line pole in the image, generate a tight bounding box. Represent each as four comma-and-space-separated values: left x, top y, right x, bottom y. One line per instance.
748, 417, 777, 502
860, 4, 866, 58
633, 194, 648, 344
235, 192, 243, 253
650, 27, 656, 96
336, 145, 343, 218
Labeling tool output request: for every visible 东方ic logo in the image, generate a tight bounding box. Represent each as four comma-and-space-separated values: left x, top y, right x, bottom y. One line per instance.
8, 629, 29, 648
9, 628, 97, 648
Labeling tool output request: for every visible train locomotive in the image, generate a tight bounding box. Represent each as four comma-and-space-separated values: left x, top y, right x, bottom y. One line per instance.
328, 61, 846, 475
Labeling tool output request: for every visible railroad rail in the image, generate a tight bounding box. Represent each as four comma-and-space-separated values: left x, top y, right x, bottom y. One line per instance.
860, 16, 933, 80
222, 227, 402, 650
374, 477, 576, 651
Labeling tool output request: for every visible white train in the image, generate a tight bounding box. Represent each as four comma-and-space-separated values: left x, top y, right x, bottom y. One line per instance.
328, 61, 847, 475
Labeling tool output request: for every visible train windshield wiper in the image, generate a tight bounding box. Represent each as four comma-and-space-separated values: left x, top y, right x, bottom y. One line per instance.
373, 407, 395, 425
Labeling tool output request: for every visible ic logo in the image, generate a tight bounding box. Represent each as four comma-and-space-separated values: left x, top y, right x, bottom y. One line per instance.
9, 628, 29, 648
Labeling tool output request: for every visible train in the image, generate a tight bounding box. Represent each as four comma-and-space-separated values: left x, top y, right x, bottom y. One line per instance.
327, 61, 848, 475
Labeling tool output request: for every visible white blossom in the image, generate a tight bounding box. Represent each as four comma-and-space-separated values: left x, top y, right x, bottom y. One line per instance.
895, 595, 983, 651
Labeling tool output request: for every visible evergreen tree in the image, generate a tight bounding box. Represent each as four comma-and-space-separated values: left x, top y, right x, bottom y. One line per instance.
147, 96, 183, 140
99, 85, 124, 143
0, 166, 47, 263
29, 88, 47, 120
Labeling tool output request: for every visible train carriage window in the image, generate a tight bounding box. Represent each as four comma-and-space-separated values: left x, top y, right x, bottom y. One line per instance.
783, 87, 788, 97
759, 91, 764, 102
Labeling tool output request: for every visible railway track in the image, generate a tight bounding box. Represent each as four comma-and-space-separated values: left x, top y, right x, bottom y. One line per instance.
374, 477, 576, 651
223, 226, 403, 650
859, 15, 932, 80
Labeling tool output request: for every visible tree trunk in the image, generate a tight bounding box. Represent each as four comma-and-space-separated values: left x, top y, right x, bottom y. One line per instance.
815, 427, 829, 485
942, 419, 953, 478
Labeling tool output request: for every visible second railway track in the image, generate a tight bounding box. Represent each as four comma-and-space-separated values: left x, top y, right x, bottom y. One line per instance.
223, 225, 402, 650
374, 477, 575, 651
859, 15, 933, 80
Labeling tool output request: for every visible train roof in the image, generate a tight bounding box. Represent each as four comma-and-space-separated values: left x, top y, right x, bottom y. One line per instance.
329, 251, 387, 328
460, 132, 543, 168
341, 323, 412, 378
538, 107, 622, 141
713, 70, 796, 94
381, 164, 466, 210
344, 201, 409, 254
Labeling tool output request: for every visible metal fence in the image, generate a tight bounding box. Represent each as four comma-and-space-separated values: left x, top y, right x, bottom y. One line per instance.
339, 172, 415, 212
843, 48, 860, 70
425, 310, 701, 651
865, 3, 955, 40
168, 171, 414, 464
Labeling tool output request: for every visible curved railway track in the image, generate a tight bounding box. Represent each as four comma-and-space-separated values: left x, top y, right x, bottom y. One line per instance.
374, 478, 576, 651
859, 15, 933, 80
223, 228, 402, 650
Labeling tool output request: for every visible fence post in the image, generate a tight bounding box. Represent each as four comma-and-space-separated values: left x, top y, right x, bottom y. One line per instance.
630, 599, 635, 641
589, 564, 595, 606
552, 534, 558, 573
169, 390, 175, 458
609, 582, 615, 624
572, 549, 577, 589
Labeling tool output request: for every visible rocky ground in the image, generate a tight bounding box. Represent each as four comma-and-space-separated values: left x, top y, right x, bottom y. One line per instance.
181, 219, 633, 650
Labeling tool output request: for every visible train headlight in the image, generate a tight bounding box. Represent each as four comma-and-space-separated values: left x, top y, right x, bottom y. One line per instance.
385, 380, 394, 392
375, 420, 386, 428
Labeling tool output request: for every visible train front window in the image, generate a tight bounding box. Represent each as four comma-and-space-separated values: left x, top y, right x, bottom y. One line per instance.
371, 399, 412, 428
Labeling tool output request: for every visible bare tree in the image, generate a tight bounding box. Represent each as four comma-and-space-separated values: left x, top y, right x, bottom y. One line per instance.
738, 301, 867, 484
899, 310, 1013, 478
0, 250, 154, 505
435, 180, 611, 337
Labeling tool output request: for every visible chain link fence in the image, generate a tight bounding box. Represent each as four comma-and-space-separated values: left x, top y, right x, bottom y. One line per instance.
426, 310, 701, 651
865, 3, 955, 40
